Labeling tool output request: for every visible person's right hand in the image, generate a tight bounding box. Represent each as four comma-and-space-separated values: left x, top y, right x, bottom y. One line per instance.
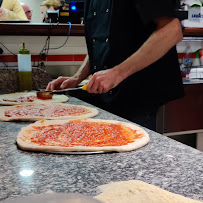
46, 76, 80, 91
0, 8, 8, 20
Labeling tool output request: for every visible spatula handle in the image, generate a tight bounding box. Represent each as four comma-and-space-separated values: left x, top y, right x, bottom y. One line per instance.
82, 84, 87, 91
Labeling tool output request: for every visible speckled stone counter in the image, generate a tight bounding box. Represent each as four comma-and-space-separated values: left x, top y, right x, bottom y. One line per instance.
0, 97, 202, 202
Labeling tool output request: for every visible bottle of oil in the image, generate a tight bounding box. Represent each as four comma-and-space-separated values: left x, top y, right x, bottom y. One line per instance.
18, 42, 32, 91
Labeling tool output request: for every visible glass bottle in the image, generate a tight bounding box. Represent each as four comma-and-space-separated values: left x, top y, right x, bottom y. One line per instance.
18, 42, 32, 92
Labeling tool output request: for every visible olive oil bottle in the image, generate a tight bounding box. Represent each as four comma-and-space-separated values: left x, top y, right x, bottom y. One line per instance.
18, 43, 32, 91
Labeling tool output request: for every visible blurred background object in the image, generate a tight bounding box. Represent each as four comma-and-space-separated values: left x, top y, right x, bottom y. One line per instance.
0, 0, 27, 20
17, 0, 85, 23
21, 2, 32, 21
40, 0, 60, 22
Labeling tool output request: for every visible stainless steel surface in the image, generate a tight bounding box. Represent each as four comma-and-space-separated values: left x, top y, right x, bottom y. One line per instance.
44, 65, 81, 79
51, 86, 83, 93
183, 37, 203, 41
183, 78, 203, 84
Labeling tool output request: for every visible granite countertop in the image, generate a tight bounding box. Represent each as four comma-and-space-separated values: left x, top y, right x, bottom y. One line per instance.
0, 97, 202, 202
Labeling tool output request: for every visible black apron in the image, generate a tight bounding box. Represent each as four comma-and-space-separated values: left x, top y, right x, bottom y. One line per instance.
84, 0, 184, 114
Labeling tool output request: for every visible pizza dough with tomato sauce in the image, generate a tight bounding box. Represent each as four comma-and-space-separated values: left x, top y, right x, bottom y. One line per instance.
0, 92, 68, 105
17, 118, 149, 152
0, 103, 99, 121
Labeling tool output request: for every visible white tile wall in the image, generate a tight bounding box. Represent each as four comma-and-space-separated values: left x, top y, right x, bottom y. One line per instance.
0, 36, 87, 55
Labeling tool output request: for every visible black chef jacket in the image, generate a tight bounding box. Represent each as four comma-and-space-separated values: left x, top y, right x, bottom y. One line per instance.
84, 0, 184, 114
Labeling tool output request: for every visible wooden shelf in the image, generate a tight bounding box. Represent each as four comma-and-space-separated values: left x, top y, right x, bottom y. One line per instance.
1, 23, 203, 38
0, 23, 85, 36
183, 27, 203, 37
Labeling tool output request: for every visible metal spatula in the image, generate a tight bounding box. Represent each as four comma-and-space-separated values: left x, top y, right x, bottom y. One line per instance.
50, 84, 87, 94
37, 84, 87, 99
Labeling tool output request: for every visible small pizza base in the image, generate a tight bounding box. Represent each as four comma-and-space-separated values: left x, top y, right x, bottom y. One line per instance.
94, 180, 202, 203
0, 92, 68, 105
17, 119, 149, 152
0, 103, 99, 121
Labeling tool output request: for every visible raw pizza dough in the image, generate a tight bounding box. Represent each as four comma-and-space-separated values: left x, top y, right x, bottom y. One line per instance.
94, 180, 202, 203
0, 92, 68, 105
0, 103, 99, 121
17, 118, 149, 152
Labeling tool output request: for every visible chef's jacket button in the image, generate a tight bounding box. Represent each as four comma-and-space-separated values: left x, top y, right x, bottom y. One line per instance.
106, 9, 109, 13
93, 12, 96, 16
106, 38, 109, 42
94, 66, 97, 70
93, 39, 96, 43
109, 90, 113, 95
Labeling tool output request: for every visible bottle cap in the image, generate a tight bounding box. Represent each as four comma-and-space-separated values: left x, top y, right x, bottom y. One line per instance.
19, 42, 30, 54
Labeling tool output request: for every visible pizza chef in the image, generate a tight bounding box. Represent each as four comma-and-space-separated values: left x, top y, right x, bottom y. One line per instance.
46, 0, 184, 131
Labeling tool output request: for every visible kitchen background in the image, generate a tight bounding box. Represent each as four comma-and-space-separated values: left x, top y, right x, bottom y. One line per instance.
0, 0, 203, 151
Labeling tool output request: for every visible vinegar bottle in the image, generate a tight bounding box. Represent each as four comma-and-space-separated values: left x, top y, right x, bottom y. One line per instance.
18, 42, 32, 91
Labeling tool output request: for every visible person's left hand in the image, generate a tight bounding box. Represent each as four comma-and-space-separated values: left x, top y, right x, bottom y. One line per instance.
87, 68, 121, 94
0, 8, 8, 20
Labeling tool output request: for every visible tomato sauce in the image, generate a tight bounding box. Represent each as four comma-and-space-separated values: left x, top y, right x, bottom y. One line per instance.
23, 120, 143, 147
3, 96, 36, 103
5, 105, 91, 117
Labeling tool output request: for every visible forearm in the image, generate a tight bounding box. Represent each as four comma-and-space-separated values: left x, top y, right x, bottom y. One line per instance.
74, 55, 91, 83
114, 17, 183, 82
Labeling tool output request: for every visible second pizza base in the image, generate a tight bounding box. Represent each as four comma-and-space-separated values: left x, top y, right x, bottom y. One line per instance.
0, 103, 99, 121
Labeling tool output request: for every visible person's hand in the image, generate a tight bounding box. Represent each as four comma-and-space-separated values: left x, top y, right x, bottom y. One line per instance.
46, 76, 80, 91
0, 8, 8, 20
87, 68, 121, 94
